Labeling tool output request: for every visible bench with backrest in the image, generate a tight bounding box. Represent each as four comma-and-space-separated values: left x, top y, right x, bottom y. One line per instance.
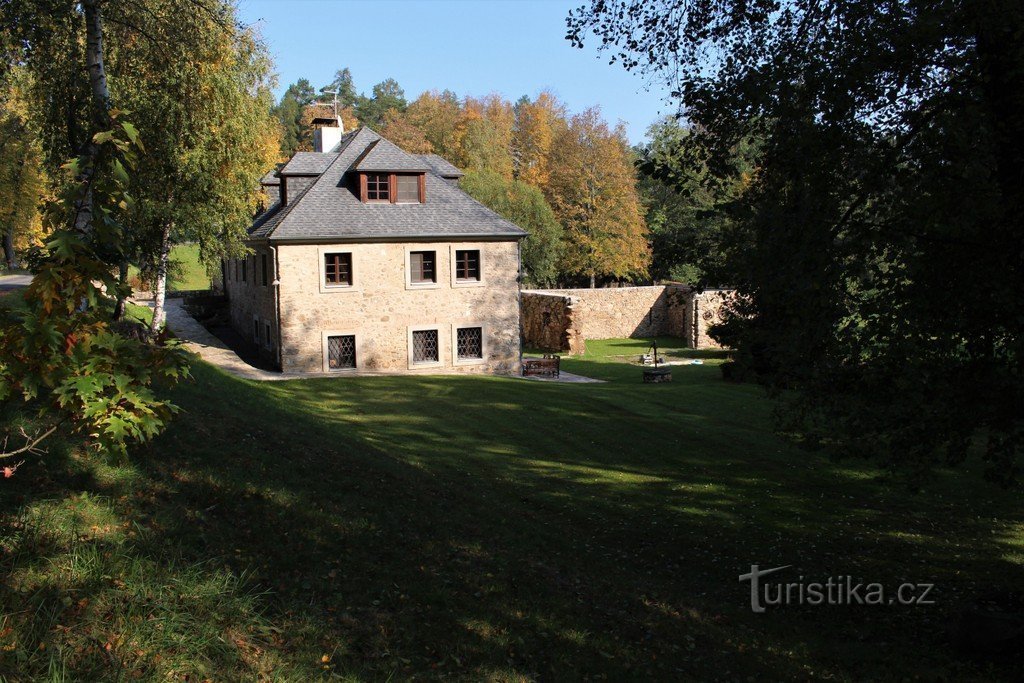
522, 355, 560, 378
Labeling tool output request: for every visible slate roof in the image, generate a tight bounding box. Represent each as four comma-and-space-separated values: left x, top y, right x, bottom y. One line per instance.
418, 154, 464, 178
353, 138, 430, 172
248, 127, 527, 242
260, 169, 280, 186
278, 151, 337, 176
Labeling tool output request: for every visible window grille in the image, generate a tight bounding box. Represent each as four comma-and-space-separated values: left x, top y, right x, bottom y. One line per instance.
412, 329, 439, 363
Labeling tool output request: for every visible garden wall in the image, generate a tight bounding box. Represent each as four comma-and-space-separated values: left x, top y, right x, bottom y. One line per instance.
521, 285, 731, 354
520, 292, 585, 354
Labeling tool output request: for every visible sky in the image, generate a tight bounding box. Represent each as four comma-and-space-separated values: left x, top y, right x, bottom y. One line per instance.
235, 0, 675, 145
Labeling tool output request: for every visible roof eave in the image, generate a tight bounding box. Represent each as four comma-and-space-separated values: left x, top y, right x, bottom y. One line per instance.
263, 232, 527, 245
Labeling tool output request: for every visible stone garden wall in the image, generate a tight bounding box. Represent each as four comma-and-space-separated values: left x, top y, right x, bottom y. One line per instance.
520, 292, 585, 354
687, 289, 731, 350
521, 285, 731, 354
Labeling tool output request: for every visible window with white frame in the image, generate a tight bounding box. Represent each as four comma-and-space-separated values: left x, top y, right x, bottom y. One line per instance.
324, 252, 353, 287
456, 326, 483, 360
327, 334, 357, 369
409, 250, 436, 284
454, 249, 480, 282
411, 329, 439, 364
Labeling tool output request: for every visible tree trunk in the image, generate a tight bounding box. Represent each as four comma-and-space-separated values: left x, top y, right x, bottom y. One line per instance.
150, 224, 172, 333
113, 260, 129, 320
2, 226, 15, 270
589, 272, 596, 288
73, 0, 112, 235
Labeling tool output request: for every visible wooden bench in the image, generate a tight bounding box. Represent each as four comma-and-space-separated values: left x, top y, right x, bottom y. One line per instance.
522, 355, 560, 378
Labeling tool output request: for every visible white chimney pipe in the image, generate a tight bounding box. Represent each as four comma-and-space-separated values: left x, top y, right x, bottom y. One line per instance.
313, 116, 344, 153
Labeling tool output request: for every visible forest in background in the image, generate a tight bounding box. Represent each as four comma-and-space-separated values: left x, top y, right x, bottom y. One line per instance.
268, 69, 734, 288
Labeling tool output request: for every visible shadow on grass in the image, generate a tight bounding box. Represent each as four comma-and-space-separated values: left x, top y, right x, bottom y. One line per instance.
1, 358, 1022, 679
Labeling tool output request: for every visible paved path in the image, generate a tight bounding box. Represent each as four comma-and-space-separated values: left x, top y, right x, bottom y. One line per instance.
0, 273, 32, 292
161, 299, 288, 381
518, 368, 604, 384
161, 298, 603, 384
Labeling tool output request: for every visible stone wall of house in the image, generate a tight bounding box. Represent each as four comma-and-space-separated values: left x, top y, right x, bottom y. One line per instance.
224, 247, 278, 366
521, 285, 731, 353
268, 240, 521, 375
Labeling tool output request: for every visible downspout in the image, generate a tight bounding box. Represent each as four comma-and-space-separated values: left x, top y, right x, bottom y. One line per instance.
270, 245, 283, 371
517, 240, 524, 372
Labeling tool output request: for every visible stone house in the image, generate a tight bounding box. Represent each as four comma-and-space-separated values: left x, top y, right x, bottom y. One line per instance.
223, 120, 527, 375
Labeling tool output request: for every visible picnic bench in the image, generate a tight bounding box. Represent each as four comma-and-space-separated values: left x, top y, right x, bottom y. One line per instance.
522, 354, 560, 378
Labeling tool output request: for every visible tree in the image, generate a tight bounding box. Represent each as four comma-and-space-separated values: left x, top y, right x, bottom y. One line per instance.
320, 67, 357, 108
380, 108, 433, 154
462, 94, 514, 179
104, 0, 279, 332
0, 69, 47, 269
272, 78, 315, 157
460, 170, 564, 286
0, 0, 191, 469
354, 78, 406, 128
546, 107, 650, 286
512, 91, 564, 187
636, 117, 755, 283
397, 90, 465, 164
567, 0, 1024, 483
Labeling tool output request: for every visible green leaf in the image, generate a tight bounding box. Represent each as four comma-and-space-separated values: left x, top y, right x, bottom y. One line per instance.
121, 121, 140, 145
111, 159, 130, 185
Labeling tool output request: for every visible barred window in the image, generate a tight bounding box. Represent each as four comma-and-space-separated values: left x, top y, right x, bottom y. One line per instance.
396, 174, 420, 203
455, 249, 480, 281
412, 329, 439, 364
410, 250, 436, 284
252, 318, 259, 344
327, 335, 356, 369
457, 327, 483, 360
366, 173, 389, 201
264, 322, 272, 350
324, 252, 353, 286
242, 257, 247, 283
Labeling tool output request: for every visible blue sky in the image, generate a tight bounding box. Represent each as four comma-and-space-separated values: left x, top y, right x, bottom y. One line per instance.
236, 0, 675, 145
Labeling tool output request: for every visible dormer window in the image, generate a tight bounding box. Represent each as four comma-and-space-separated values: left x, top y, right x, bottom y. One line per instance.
360, 172, 425, 204
396, 175, 419, 203
366, 173, 390, 202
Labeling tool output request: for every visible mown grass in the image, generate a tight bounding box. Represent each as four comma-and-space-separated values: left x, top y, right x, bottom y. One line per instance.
0, 348, 1022, 680
128, 243, 210, 292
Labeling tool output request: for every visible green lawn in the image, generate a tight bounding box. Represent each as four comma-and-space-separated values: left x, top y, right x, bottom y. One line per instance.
1, 350, 1022, 680
127, 243, 211, 292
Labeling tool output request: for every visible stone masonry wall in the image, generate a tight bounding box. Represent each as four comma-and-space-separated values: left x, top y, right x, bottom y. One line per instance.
686, 289, 730, 349
224, 248, 278, 366
522, 286, 684, 344
272, 240, 521, 375
521, 285, 731, 353
520, 292, 584, 354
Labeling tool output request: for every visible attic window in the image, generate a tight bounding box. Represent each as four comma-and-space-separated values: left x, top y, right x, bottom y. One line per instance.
366, 173, 390, 201
360, 172, 425, 204
396, 175, 419, 203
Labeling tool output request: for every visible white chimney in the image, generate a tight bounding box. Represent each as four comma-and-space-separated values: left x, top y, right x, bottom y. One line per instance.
313, 116, 344, 153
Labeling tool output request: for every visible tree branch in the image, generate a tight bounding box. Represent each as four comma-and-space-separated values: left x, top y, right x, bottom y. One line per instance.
0, 423, 60, 459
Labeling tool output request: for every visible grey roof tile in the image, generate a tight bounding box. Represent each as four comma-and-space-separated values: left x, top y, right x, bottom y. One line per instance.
418, 153, 464, 178
250, 127, 527, 242
260, 169, 280, 185
352, 137, 430, 172
278, 151, 337, 176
